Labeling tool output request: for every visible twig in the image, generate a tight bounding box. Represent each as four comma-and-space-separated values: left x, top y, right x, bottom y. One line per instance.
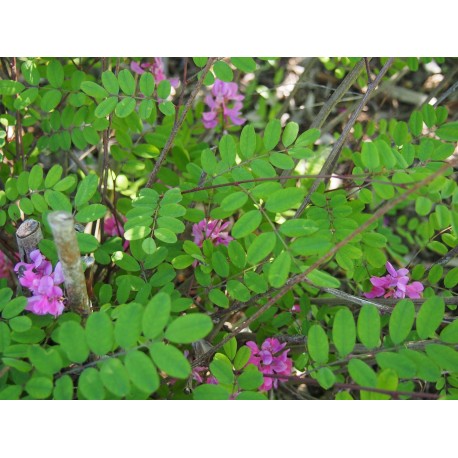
294, 58, 394, 218
181, 172, 404, 195
10, 57, 24, 169
280, 58, 367, 180
193, 156, 458, 367
48, 211, 91, 317
276, 57, 318, 119
434, 80, 458, 108
145, 58, 216, 188
364, 57, 373, 83
425, 245, 458, 272
68, 150, 124, 224
16, 219, 43, 263
318, 286, 453, 323
272, 374, 440, 400
305, 295, 458, 308
100, 57, 112, 205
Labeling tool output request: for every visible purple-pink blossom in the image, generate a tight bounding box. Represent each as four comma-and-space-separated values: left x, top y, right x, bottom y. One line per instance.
183, 350, 218, 386
192, 219, 233, 248
246, 337, 293, 392
14, 249, 65, 317
130, 58, 179, 88
202, 79, 246, 129
104, 215, 129, 250
364, 261, 424, 299
0, 250, 13, 280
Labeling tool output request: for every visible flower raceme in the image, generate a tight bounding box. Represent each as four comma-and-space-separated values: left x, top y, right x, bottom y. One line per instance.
364, 261, 424, 299
246, 338, 293, 392
14, 249, 65, 317
202, 79, 246, 129
192, 219, 233, 248
130, 58, 180, 88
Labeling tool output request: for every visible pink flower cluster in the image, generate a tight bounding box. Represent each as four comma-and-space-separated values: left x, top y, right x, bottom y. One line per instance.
202, 79, 246, 129
130, 58, 179, 88
246, 338, 293, 392
14, 250, 65, 317
192, 219, 233, 248
0, 250, 13, 280
364, 261, 424, 299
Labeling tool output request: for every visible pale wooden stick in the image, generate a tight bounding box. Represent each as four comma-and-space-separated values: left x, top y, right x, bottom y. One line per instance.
48, 211, 91, 316
16, 219, 43, 262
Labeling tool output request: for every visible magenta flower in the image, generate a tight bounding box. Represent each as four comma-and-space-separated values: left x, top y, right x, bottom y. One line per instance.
192, 219, 233, 248
364, 261, 424, 299
14, 249, 65, 317
183, 350, 217, 386
245, 338, 293, 392
0, 250, 14, 280
202, 79, 246, 129
130, 58, 179, 88
104, 215, 129, 250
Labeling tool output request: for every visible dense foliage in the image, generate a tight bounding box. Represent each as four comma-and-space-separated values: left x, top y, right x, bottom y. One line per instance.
0, 57, 457, 400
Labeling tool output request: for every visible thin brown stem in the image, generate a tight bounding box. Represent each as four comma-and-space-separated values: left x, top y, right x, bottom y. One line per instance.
181, 172, 405, 196
10, 57, 24, 169
272, 374, 440, 400
276, 57, 318, 119
145, 57, 216, 188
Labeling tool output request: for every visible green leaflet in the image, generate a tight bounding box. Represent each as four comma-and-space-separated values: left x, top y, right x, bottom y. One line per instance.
149, 342, 191, 379
308, 324, 329, 364
332, 308, 356, 357
246, 232, 276, 265
265, 187, 305, 213
164, 313, 213, 344
416, 297, 445, 339
389, 299, 415, 345
268, 251, 291, 288
357, 305, 381, 349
